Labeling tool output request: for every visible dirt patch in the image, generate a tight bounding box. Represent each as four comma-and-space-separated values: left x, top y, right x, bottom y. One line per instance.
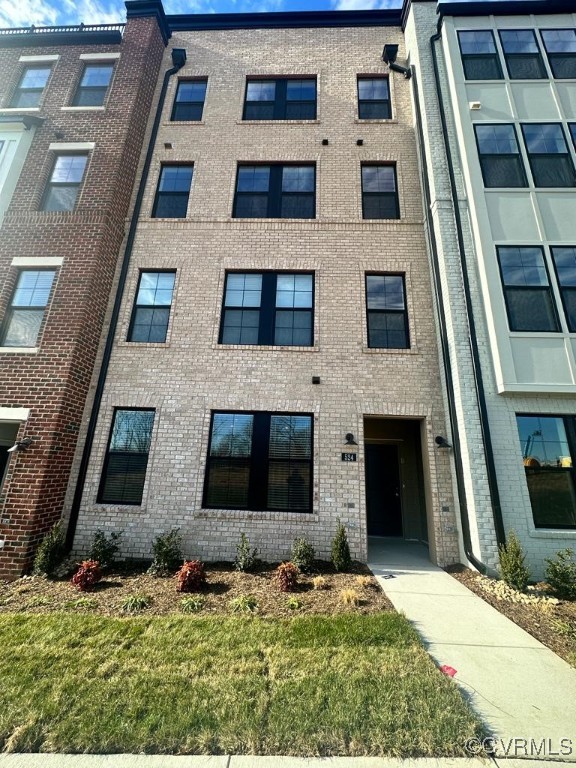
0, 560, 393, 617
448, 566, 576, 667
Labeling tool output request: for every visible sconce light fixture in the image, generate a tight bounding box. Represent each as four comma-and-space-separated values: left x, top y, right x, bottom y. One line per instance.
345, 433, 358, 446
435, 435, 451, 449
7, 437, 34, 454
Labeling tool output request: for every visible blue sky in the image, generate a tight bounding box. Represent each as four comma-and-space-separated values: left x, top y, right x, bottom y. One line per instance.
0, 0, 511, 31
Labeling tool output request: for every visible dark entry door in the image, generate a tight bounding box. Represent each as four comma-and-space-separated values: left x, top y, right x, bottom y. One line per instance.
365, 444, 402, 536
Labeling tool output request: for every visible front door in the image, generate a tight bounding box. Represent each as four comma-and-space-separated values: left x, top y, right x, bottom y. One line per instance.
365, 443, 402, 536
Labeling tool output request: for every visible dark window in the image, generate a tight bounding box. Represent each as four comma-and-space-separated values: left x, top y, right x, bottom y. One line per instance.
497, 246, 559, 332
0, 270, 56, 347
98, 409, 155, 505
474, 124, 527, 187
233, 164, 315, 219
42, 154, 88, 211
128, 271, 176, 343
73, 64, 114, 106
361, 165, 399, 219
521, 123, 576, 187
171, 79, 207, 121
243, 78, 316, 120
570, 123, 576, 149
458, 30, 503, 80
499, 30, 547, 79
204, 411, 312, 513
152, 165, 193, 218
541, 29, 576, 79
220, 272, 313, 346
366, 274, 409, 349
357, 77, 391, 119
10, 66, 51, 107
551, 247, 576, 332
517, 415, 576, 529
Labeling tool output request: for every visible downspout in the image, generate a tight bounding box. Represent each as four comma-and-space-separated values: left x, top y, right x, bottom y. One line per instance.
65, 47, 187, 550
426, 17, 506, 556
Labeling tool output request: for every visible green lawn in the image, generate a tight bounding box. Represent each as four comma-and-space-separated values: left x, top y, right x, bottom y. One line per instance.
0, 612, 482, 756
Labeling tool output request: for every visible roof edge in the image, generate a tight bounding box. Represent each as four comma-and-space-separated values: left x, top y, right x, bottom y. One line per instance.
125, 0, 171, 44
167, 9, 403, 32
438, 1, 576, 16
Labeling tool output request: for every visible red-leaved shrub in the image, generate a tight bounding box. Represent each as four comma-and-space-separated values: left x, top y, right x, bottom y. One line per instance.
276, 562, 299, 592
71, 560, 102, 591
176, 560, 206, 592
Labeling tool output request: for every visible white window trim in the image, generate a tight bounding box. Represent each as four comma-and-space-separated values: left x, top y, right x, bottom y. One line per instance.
61, 107, 105, 112
18, 55, 59, 63
11, 257, 63, 267
0, 108, 40, 114
0, 348, 38, 354
0, 407, 29, 421
48, 142, 95, 151
79, 52, 120, 61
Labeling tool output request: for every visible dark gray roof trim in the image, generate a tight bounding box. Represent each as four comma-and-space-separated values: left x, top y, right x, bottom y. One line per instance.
0, 28, 122, 48
438, 1, 576, 16
167, 9, 402, 31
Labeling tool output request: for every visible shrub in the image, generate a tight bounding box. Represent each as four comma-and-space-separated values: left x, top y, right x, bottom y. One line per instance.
180, 595, 205, 613
498, 531, 530, 592
27, 595, 51, 608
65, 597, 98, 611
286, 596, 302, 610
229, 594, 258, 613
148, 528, 183, 576
331, 520, 352, 572
33, 522, 66, 577
122, 594, 152, 613
545, 549, 576, 601
276, 562, 299, 592
176, 560, 207, 593
340, 588, 360, 606
312, 575, 329, 590
291, 537, 315, 573
88, 529, 122, 570
234, 533, 258, 573
71, 560, 102, 592
356, 575, 373, 589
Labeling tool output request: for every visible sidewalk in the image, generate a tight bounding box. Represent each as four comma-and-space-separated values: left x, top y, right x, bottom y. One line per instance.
368, 540, 576, 761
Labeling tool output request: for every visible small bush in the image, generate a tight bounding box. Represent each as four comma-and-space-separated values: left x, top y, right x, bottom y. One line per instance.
229, 594, 258, 613
545, 548, 576, 601
312, 575, 329, 590
176, 560, 207, 593
291, 537, 315, 573
71, 560, 102, 592
356, 575, 373, 589
88, 529, 122, 570
33, 522, 66, 577
331, 520, 352, 572
27, 595, 51, 608
286, 596, 302, 610
65, 597, 98, 611
276, 561, 299, 592
498, 531, 530, 592
122, 594, 152, 613
340, 588, 360, 606
180, 595, 206, 613
234, 533, 258, 573
148, 528, 183, 576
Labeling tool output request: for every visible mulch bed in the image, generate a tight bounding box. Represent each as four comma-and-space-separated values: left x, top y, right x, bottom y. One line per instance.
0, 560, 393, 617
447, 565, 576, 667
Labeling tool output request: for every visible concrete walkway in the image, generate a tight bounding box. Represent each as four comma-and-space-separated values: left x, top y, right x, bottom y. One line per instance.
368, 539, 576, 761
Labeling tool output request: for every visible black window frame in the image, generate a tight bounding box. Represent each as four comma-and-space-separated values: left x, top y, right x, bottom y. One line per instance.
0, 268, 57, 348
517, 413, 576, 530
219, 271, 314, 347
232, 163, 316, 219
497, 245, 560, 332
365, 273, 410, 349
541, 29, 576, 80
357, 76, 391, 120
361, 164, 400, 220
41, 153, 89, 212
242, 77, 317, 121
551, 246, 576, 333
72, 63, 114, 107
10, 65, 52, 107
499, 29, 547, 80
203, 410, 313, 513
127, 270, 176, 343
521, 123, 576, 188
458, 30, 504, 80
152, 164, 194, 218
474, 124, 528, 188
98, 407, 155, 505
171, 78, 208, 121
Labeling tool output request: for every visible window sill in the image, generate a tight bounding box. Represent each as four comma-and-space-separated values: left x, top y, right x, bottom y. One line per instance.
528, 528, 576, 539
61, 106, 105, 112
116, 341, 171, 348
197, 508, 319, 522
354, 118, 397, 124
508, 332, 566, 338
0, 347, 38, 354
165, 120, 205, 125
213, 343, 318, 352
362, 345, 417, 355
0, 107, 41, 113
236, 119, 320, 125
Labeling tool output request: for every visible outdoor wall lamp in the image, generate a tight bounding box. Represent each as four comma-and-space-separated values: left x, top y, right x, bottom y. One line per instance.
435, 436, 451, 449
345, 433, 358, 446
7, 437, 34, 453
382, 43, 412, 79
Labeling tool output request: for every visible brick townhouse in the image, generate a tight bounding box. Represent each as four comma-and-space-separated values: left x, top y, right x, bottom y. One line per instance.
0, 1, 169, 578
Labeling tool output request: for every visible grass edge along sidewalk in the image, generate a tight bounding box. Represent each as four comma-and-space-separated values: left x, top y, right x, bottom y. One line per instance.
0, 612, 483, 757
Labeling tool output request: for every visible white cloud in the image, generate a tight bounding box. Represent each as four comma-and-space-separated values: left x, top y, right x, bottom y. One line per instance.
0, 0, 60, 28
